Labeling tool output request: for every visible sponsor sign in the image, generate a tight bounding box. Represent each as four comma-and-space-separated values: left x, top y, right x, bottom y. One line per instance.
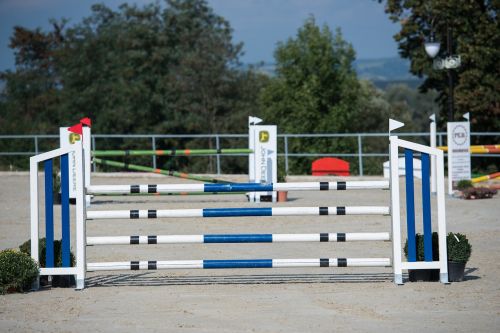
248, 125, 277, 202
447, 122, 471, 193
60, 127, 90, 199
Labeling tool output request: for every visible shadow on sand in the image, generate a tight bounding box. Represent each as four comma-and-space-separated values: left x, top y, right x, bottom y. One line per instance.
85, 272, 395, 287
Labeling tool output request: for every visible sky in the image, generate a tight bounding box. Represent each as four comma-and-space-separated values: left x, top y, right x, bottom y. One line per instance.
0, 0, 401, 71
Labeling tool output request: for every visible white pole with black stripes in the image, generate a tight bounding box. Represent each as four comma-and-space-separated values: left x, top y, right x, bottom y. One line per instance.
86, 232, 391, 245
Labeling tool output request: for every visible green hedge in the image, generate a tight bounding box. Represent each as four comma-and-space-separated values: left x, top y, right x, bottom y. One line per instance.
0, 249, 39, 294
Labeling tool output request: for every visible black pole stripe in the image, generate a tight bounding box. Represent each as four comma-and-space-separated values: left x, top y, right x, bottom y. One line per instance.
130, 185, 140, 193
130, 210, 139, 219
337, 233, 346, 242
171, 148, 176, 156
131, 261, 139, 270
217, 148, 222, 154
320, 258, 329, 267
148, 235, 157, 244
319, 207, 329, 215
148, 184, 157, 193
319, 182, 329, 190
130, 235, 140, 244
337, 181, 346, 190
168, 170, 174, 176
124, 163, 129, 169
125, 150, 130, 156
336, 207, 346, 215
148, 261, 157, 270
337, 258, 347, 267
147, 210, 157, 218
320, 233, 329, 242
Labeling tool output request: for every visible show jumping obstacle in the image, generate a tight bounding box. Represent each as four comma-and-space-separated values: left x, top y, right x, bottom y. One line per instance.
30, 119, 449, 289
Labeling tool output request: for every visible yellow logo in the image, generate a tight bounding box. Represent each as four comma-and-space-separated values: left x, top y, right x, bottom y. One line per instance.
259, 131, 269, 143
69, 133, 81, 144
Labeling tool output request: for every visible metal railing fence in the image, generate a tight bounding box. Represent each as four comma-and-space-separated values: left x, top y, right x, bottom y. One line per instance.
1, 132, 498, 175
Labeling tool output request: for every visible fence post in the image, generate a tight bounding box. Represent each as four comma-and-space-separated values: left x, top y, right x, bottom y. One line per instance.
34, 136, 39, 155
216, 135, 221, 175
284, 136, 289, 175
358, 135, 363, 176
152, 136, 156, 169
92, 136, 96, 172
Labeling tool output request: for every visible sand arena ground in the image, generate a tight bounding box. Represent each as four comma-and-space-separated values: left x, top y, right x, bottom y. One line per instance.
1, 172, 499, 332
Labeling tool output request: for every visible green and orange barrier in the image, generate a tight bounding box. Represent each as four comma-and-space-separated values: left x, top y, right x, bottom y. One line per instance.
92, 148, 253, 157
93, 158, 232, 184
471, 172, 500, 184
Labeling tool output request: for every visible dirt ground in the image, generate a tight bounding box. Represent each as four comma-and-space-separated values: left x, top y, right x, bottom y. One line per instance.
1, 172, 499, 332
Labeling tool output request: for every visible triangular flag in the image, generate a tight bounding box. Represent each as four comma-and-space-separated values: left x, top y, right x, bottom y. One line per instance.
429, 114, 436, 122
249, 116, 263, 125
389, 119, 404, 132
68, 123, 83, 135
80, 117, 92, 127
463, 112, 470, 121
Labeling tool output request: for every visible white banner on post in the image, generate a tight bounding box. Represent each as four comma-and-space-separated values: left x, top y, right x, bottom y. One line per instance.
248, 124, 277, 202
60, 127, 91, 199
447, 121, 471, 194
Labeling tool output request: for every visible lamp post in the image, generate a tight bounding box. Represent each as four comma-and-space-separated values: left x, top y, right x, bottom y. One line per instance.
424, 25, 460, 122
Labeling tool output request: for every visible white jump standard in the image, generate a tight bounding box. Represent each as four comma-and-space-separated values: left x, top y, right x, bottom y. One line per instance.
30, 119, 449, 289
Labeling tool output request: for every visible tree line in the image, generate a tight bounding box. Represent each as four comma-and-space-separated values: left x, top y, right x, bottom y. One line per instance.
1, 0, 497, 174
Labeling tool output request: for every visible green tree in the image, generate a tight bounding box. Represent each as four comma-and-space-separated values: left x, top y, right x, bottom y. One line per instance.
259, 17, 362, 173
382, 0, 499, 132
1, 0, 264, 173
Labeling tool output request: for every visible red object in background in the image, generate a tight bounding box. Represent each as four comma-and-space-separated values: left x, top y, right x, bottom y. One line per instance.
312, 157, 350, 176
80, 117, 92, 127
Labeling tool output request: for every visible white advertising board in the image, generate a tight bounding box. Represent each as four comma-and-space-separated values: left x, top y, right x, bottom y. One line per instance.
59, 127, 91, 199
447, 121, 471, 194
248, 125, 277, 202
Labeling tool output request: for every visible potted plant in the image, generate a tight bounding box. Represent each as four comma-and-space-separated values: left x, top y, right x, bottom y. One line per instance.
404, 232, 472, 282
19, 238, 76, 287
404, 232, 440, 281
447, 232, 472, 282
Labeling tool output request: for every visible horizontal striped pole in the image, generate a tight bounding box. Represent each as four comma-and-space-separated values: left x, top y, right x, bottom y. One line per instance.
92, 148, 253, 157
471, 172, 500, 184
86, 206, 390, 220
87, 181, 389, 195
438, 145, 500, 153
87, 258, 391, 271
469, 148, 500, 154
93, 191, 245, 196
93, 158, 231, 184
87, 232, 390, 245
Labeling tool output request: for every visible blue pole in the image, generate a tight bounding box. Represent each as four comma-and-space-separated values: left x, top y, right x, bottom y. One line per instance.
44, 160, 54, 268
421, 153, 433, 262
405, 149, 416, 262
60, 154, 71, 267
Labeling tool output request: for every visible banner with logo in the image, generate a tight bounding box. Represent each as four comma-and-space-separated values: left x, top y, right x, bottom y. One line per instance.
248, 125, 277, 202
60, 127, 90, 199
447, 121, 471, 193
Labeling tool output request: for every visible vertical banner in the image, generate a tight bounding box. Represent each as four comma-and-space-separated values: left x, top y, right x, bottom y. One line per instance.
60, 127, 80, 199
447, 121, 471, 194
60, 127, 91, 200
248, 125, 277, 202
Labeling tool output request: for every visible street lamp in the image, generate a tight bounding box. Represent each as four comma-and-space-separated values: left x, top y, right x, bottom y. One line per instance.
424, 26, 460, 122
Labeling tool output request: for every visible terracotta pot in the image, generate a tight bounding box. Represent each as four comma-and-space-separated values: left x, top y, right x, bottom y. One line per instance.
277, 191, 288, 202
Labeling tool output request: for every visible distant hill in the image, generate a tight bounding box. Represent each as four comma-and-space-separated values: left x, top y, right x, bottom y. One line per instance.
241, 57, 423, 89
